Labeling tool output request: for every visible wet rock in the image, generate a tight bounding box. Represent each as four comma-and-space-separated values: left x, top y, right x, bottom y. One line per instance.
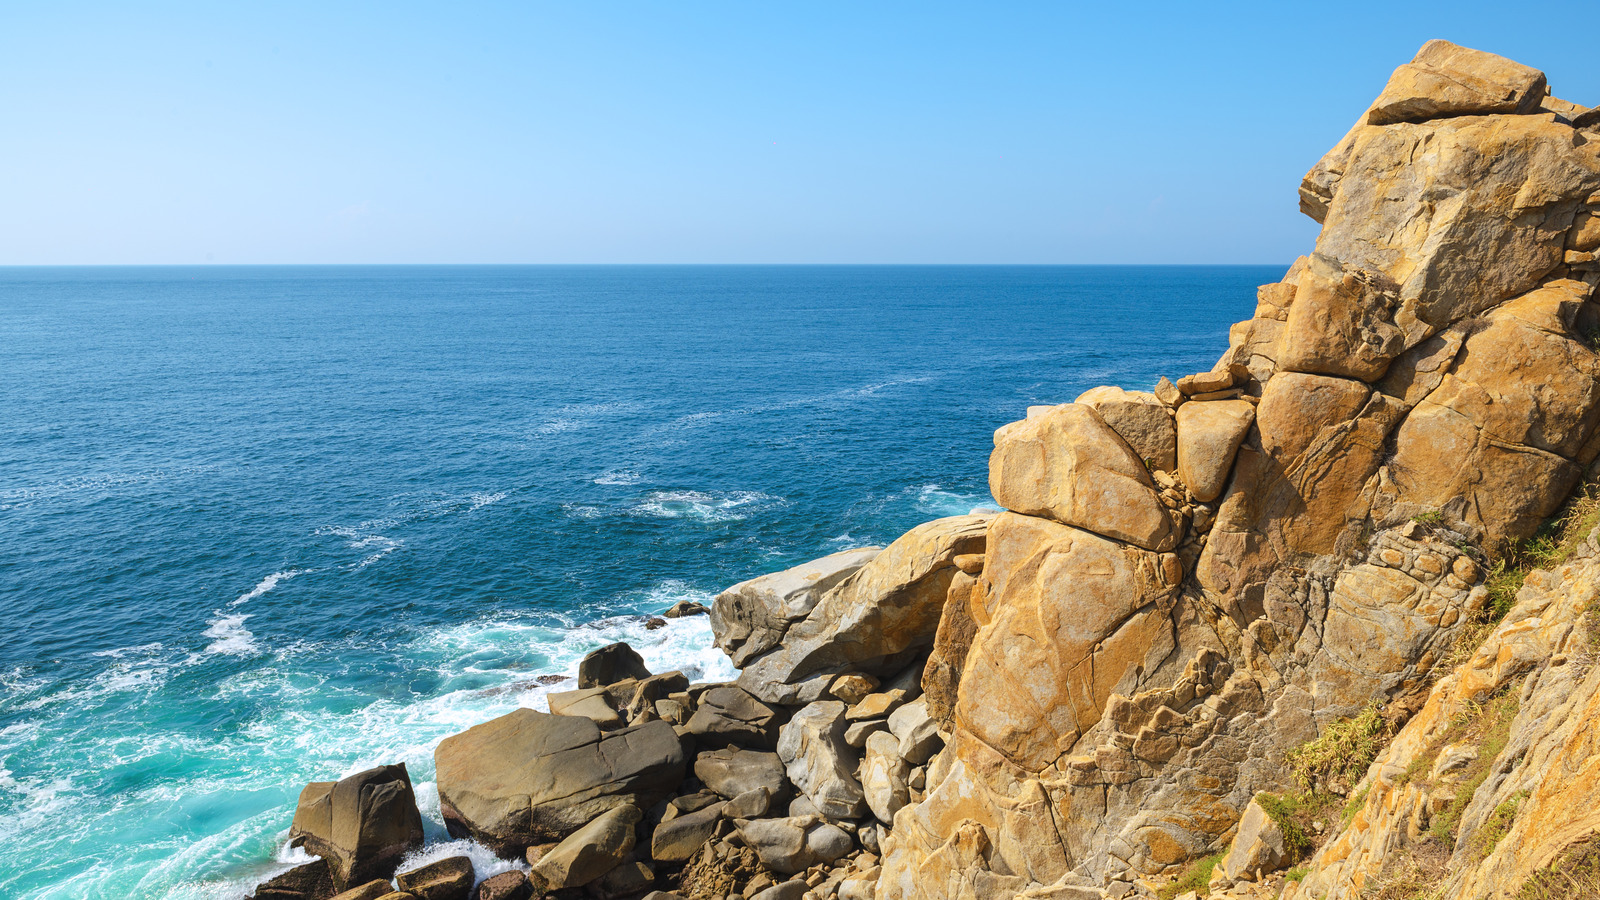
578, 642, 651, 689
395, 855, 474, 900
251, 858, 336, 900
289, 764, 425, 890
474, 871, 531, 900
529, 804, 641, 891
664, 600, 710, 618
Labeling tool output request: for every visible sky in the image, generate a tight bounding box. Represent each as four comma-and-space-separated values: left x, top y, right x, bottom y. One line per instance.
1, 2, 1597, 265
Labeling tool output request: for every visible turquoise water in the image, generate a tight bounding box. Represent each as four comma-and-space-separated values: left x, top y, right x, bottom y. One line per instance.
0, 265, 1271, 898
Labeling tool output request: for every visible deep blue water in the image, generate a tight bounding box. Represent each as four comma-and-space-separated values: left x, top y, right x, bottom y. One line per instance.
0, 265, 1273, 898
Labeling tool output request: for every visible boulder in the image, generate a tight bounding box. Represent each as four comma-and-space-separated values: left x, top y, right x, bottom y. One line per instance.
578, 642, 650, 689
547, 684, 629, 728
776, 700, 867, 819
861, 730, 911, 825
1075, 386, 1178, 471
328, 882, 394, 900
724, 787, 772, 819
288, 764, 425, 890
1176, 370, 1235, 395
954, 512, 1183, 771
622, 670, 691, 723
250, 858, 335, 900
664, 599, 709, 618
989, 404, 1180, 550
1366, 40, 1547, 126
474, 872, 530, 900
1276, 253, 1407, 381
651, 799, 726, 862
684, 685, 783, 749
735, 816, 854, 875
752, 880, 809, 900
529, 804, 640, 891
434, 709, 684, 854
828, 673, 880, 704
694, 746, 789, 800
711, 546, 882, 667
733, 516, 990, 704
1175, 399, 1255, 502
600, 861, 656, 895
845, 690, 907, 721
1210, 798, 1290, 888
887, 698, 940, 765
395, 856, 473, 900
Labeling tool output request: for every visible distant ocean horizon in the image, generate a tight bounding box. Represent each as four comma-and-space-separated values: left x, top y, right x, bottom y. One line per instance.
0, 264, 1277, 898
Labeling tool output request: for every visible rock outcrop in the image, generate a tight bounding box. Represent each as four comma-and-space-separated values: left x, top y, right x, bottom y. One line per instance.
253, 37, 1600, 900
287, 764, 425, 891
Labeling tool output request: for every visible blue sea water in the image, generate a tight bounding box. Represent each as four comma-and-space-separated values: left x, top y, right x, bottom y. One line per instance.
0, 265, 1275, 899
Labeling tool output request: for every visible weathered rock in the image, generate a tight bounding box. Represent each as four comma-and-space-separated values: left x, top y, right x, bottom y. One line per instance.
578, 642, 651, 689
529, 803, 640, 891
251, 858, 336, 900
775, 700, 866, 819
684, 685, 783, 749
327, 881, 394, 900
887, 698, 940, 765
711, 547, 882, 668
732, 516, 989, 704
845, 690, 907, 721
474, 872, 530, 900
736, 816, 854, 875
289, 764, 425, 890
395, 856, 473, 900
1209, 799, 1289, 889
751, 880, 809, 900
990, 404, 1181, 550
1366, 40, 1547, 126
861, 730, 911, 825
651, 799, 726, 862
600, 860, 655, 895
1276, 253, 1406, 381
434, 709, 684, 854
1175, 399, 1255, 503
955, 512, 1183, 772
1176, 370, 1236, 395
724, 786, 771, 819
921, 568, 983, 730
694, 746, 788, 801
1075, 386, 1179, 471
664, 599, 709, 618
547, 683, 629, 728
827, 673, 880, 704
622, 670, 691, 723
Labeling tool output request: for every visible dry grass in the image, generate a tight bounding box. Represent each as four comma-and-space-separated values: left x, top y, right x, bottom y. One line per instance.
1516, 836, 1600, 899
1155, 853, 1222, 900
1287, 704, 1391, 794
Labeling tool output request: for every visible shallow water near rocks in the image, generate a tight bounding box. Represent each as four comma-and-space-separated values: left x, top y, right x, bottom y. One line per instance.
0, 264, 1269, 898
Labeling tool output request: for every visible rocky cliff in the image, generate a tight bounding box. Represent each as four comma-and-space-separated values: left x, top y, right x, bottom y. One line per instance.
248, 40, 1600, 900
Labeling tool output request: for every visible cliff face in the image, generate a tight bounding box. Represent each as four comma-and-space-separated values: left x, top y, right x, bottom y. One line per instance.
863, 40, 1600, 900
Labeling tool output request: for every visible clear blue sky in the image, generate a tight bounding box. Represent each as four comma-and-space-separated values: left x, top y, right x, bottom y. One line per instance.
2, 2, 1596, 265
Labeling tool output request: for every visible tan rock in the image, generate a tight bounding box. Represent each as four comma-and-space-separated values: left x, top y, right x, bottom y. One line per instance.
1210, 799, 1289, 889
1276, 253, 1406, 381
711, 547, 881, 668
776, 700, 866, 820
733, 515, 990, 703
1154, 376, 1184, 407
861, 730, 911, 825
989, 403, 1181, 550
289, 764, 425, 891
1075, 386, 1178, 471
1176, 400, 1255, 503
528, 804, 639, 891
921, 569, 982, 730
954, 513, 1182, 772
1176, 370, 1236, 395
1366, 40, 1547, 126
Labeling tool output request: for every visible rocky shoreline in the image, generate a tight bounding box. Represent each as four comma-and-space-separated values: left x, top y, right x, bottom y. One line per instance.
247, 40, 1600, 900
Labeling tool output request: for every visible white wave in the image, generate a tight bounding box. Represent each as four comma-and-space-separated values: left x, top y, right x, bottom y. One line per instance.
396, 836, 528, 887
0, 464, 219, 511
593, 469, 643, 486
561, 503, 602, 519
468, 491, 506, 511
89, 642, 165, 659
630, 490, 783, 522
198, 613, 260, 658
316, 524, 404, 570
908, 483, 995, 517
232, 570, 305, 607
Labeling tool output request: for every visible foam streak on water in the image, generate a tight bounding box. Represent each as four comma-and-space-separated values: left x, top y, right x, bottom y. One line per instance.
0, 264, 1267, 899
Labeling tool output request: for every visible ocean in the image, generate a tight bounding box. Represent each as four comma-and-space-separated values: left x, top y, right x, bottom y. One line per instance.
0, 264, 1274, 898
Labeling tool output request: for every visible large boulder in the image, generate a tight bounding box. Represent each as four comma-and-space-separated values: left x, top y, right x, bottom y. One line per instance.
529, 804, 640, 891
395, 856, 474, 900
1366, 39, 1547, 126
990, 403, 1181, 550
1074, 386, 1178, 472
288, 764, 425, 891
735, 816, 854, 875
861, 730, 911, 825
694, 746, 789, 800
731, 515, 990, 704
776, 700, 867, 820
1175, 399, 1255, 503
578, 642, 650, 688
711, 546, 882, 668
651, 799, 726, 862
684, 684, 784, 749
434, 709, 684, 854
1275, 253, 1406, 381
